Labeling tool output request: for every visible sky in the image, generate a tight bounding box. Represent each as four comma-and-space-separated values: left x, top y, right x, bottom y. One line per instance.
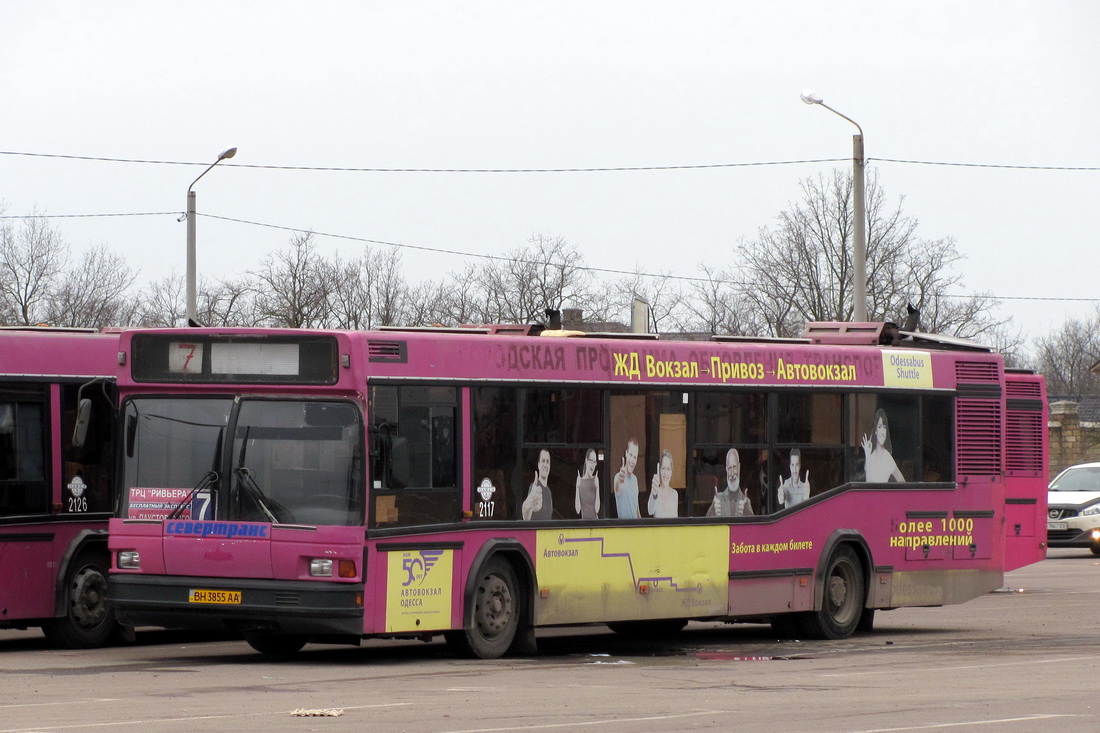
2, 1, 1097, 348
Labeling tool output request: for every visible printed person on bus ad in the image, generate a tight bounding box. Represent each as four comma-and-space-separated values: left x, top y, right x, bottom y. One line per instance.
575, 448, 601, 519
613, 438, 641, 519
708, 448, 754, 517
648, 449, 678, 518
777, 447, 810, 508
862, 408, 905, 483
521, 449, 553, 520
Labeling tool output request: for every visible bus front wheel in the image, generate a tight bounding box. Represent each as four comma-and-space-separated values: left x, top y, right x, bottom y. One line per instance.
798, 545, 865, 640
42, 555, 118, 649
446, 557, 520, 659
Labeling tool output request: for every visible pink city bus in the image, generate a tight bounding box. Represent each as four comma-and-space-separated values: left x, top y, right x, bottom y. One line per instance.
107, 321, 1047, 657
0, 327, 123, 647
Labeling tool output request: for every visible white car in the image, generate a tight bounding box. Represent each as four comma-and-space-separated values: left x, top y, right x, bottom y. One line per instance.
1047, 462, 1100, 555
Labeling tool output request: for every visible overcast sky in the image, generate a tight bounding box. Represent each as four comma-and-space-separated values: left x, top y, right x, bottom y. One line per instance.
2, 1, 1097, 345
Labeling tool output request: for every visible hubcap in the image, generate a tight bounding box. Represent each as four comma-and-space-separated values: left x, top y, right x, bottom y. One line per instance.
475, 573, 512, 638
70, 567, 109, 629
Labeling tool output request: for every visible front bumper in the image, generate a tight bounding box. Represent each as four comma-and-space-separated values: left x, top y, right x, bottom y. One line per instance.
109, 574, 365, 636
1045, 524, 1100, 548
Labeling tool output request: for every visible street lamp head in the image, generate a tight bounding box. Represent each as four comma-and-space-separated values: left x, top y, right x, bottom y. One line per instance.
800, 89, 823, 106
218, 147, 238, 161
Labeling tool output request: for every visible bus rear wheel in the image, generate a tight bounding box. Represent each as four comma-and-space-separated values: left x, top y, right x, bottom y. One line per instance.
42, 556, 118, 649
245, 633, 308, 656
446, 557, 519, 659
798, 545, 865, 640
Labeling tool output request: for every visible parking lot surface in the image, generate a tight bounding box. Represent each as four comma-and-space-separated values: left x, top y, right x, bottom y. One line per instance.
2, 548, 1097, 733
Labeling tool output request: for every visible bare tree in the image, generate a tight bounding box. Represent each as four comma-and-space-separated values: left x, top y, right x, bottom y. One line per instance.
609, 267, 684, 334
401, 279, 456, 327
134, 272, 258, 327
371, 248, 407, 327
46, 245, 138, 328
422, 264, 489, 326
199, 276, 261, 327
0, 213, 68, 325
330, 254, 374, 330
326, 247, 409, 330
1034, 310, 1100, 401
737, 170, 1008, 339
135, 273, 186, 327
451, 234, 608, 326
676, 263, 754, 336
251, 232, 340, 328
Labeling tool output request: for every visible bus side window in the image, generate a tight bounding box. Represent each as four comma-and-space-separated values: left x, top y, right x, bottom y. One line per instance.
0, 390, 48, 516
471, 387, 518, 521
61, 383, 115, 514
369, 385, 460, 528
922, 396, 954, 482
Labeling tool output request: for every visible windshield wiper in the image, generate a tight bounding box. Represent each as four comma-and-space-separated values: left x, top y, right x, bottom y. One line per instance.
234, 466, 281, 524
167, 471, 219, 520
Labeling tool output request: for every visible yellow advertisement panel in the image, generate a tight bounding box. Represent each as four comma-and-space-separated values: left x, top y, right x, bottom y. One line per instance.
385, 548, 454, 633
882, 350, 934, 389
535, 526, 728, 626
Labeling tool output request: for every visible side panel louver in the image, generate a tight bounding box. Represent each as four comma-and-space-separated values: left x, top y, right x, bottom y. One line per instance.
1005, 379, 1042, 399
954, 359, 1003, 478
955, 360, 999, 384
1005, 410, 1044, 473
956, 398, 1003, 476
368, 340, 408, 363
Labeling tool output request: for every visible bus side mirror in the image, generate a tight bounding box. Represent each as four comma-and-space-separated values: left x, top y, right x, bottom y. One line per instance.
72, 398, 92, 448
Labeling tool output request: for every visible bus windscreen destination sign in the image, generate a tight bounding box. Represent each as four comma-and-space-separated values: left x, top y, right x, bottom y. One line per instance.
131, 334, 339, 384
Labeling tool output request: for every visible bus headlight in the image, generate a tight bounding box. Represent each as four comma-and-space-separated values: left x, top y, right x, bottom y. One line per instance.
118, 551, 141, 569
308, 558, 357, 578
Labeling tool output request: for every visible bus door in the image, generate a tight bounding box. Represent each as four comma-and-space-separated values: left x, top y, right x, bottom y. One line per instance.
0, 383, 56, 620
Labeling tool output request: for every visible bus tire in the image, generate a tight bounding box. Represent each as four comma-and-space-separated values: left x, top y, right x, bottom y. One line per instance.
42, 554, 118, 649
245, 633, 307, 656
447, 556, 519, 659
798, 545, 864, 640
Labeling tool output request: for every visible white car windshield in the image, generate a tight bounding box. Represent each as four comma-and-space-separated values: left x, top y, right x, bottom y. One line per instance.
1050, 466, 1100, 492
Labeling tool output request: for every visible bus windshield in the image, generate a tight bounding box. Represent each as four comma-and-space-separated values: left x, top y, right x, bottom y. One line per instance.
121, 397, 364, 526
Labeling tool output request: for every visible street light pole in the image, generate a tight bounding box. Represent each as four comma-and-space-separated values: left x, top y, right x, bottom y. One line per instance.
800, 91, 867, 322
186, 147, 237, 325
